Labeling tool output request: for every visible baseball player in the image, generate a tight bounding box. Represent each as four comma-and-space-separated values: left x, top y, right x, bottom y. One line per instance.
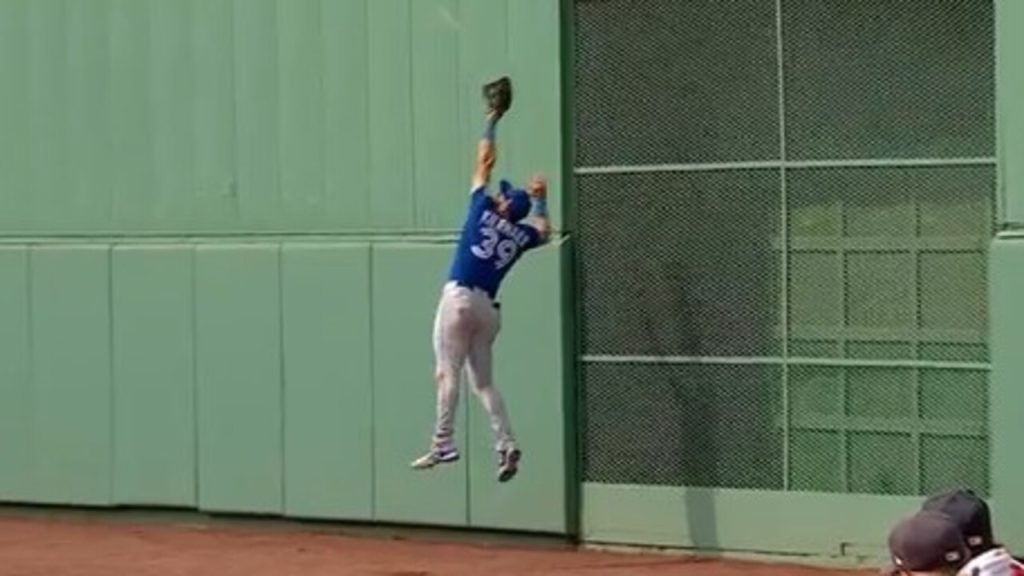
920, 488, 1024, 576
411, 77, 550, 482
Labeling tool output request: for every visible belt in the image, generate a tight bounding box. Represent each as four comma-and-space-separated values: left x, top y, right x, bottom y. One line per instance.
450, 280, 501, 309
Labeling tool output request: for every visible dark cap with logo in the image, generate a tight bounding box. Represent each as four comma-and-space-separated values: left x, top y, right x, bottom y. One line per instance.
921, 487, 993, 555
885, 510, 969, 574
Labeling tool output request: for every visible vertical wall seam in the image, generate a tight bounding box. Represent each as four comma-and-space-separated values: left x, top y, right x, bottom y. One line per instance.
272, 3, 283, 223
189, 0, 198, 223
107, 244, 115, 504
407, 0, 418, 227
316, 0, 326, 218
503, 0, 510, 64
25, 247, 36, 498
106, 1, 118, 225
453, 0, 470, 525
775, 0, 791, 492
278, 244, 287, 513
367, 244, 376, 519
190, 246, 200, 507
229, 0, 239, 222
25, 1, 35, 228
143, 3, 154, 227
463, 0, 475, 516
363, 0, 373, 228
360, 0, 376, 521
454, 0, 464, 188
104, 0, 114, 225
502, 0, 513, 178
184, 0, 196, 228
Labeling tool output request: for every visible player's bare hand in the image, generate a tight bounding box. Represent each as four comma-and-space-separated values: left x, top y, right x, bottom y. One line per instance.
528, 175, 547, 199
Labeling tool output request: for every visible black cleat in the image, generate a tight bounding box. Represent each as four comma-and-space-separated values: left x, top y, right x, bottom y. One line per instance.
497, 447, 521, 483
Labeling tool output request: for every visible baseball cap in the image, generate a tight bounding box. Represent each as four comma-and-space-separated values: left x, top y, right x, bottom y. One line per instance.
921, 488, 993, 554
885, 510, 969, 574
498, 179, 531, 222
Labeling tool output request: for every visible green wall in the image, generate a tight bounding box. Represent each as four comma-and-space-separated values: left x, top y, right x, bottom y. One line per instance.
990, 235, 1024, 550
7, 0, 1017, 559
990, 0, 1024, 551
582, 484, 920, 559
0, 0, 563, 233
0, 239, 571, 534
997, 0, 1024, 225
0, 0, 572, 536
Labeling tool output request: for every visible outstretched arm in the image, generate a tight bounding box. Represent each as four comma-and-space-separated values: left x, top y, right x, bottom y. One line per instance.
471, 111, 500, 192
526, 175, 551, 244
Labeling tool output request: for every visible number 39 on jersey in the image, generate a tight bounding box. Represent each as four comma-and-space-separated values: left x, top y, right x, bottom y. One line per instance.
471, 226, 519, 270
470, 210, 534, 271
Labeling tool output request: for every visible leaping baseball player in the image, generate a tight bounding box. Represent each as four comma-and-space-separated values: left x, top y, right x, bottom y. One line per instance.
411, 77, 550, 482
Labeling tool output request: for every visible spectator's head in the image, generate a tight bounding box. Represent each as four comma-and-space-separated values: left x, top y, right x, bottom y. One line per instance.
921, 488, 994, 556
884, 510, 970, 576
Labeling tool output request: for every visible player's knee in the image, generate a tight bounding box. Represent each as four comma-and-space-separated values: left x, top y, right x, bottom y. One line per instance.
470, 377, 492, 393
435, 368, 456, 387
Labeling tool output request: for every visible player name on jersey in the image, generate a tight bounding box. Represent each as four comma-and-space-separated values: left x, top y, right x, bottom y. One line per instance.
479, 209, 534, 248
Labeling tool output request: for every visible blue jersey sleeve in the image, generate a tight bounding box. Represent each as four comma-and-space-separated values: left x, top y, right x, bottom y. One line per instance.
470, 185, 489, 201
518, 223, 544, 250
468, 186, 496, 212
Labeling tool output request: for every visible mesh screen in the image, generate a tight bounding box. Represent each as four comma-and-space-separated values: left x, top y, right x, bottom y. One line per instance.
789, 430, 843, 492
782, 0, 994, 159
578, 170, 781, 357
786, 166, 995, 362
784, 366, 989, 495
573, 0, 994, 497
919, 370, 989, 497
848, 433, 916, 495
583, 362, 783, 489
921, 436, 990, 496
574, 0, 779, 166
788, 367, 843, 491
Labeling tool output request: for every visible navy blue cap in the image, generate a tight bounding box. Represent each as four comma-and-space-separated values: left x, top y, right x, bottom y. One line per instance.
887, 510, 969, 573
498, 179, 531, 222
922, 488, 993, 554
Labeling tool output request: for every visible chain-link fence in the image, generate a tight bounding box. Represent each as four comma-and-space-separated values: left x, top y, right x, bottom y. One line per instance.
574, 0, 995, 496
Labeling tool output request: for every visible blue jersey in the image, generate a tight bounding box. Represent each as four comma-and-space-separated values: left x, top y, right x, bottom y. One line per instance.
447, 187, 542, 299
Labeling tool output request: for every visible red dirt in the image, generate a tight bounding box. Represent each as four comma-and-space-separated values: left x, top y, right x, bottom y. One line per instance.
0, 514, 872, 576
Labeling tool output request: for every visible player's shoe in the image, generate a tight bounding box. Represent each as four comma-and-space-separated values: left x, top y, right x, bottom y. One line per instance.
410, 445, 460, 470
497, 447, 521, 482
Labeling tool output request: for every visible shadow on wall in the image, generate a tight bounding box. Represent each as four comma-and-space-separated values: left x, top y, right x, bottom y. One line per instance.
578, 169, 783, 549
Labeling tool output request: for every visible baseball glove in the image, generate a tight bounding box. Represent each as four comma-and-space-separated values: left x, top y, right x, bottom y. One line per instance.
482, 76, 513, 117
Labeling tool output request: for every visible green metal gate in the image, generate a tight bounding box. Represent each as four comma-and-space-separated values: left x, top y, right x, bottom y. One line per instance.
573, 0, 995, 498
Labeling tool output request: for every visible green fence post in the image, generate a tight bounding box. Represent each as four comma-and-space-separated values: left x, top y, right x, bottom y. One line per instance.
991, 0, 1024, 551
